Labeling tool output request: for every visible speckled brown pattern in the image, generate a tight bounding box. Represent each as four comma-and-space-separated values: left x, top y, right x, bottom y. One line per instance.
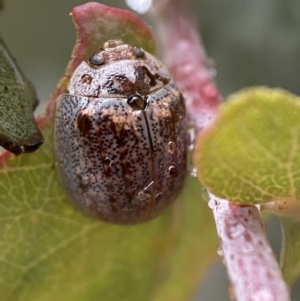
54, 41, 187, 224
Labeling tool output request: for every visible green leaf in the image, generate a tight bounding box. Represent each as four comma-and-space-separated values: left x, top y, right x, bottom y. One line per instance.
0, 36, 43, 155
195, 87, 300, 205
0, 3, 217, 300
281, 218, 300, 285
0, 121, 217, 301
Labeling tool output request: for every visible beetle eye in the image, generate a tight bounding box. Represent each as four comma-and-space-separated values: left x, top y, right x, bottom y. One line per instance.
135, 47, 145, 58
89, 54, 105, 66
127, 95, 147, 111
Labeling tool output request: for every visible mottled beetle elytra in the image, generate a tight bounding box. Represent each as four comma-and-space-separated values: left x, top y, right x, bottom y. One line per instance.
54, 40, 187, 224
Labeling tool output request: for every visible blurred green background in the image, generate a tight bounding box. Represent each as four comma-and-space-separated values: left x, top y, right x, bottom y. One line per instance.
0, 0, 300, 300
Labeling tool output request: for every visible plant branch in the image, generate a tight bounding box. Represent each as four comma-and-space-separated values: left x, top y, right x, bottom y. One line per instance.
209, 192, 290, 301
151, 1, 290, 300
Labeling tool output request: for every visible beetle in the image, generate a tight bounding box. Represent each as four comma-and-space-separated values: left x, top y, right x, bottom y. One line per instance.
54, 40, 187, 224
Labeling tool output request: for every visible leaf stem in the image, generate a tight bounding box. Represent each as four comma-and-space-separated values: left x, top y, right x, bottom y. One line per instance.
208, 192, 290, 301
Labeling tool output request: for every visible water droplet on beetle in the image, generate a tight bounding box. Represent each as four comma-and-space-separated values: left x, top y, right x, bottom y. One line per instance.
167, 165, 178, 178
103, 156, 113, 174
135, 47, 145, 58
127, 94, 147, 111
156, 192, 163, 202
168, 141, 176, 154
89, 54, 105, 66
104, 156, 112, 166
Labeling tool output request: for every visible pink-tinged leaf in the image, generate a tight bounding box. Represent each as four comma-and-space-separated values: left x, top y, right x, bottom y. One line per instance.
46, 1, 156, 117
71, 2, 156, 61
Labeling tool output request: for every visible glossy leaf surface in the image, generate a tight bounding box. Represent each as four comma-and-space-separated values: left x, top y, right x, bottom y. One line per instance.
195, 87, 300, 205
